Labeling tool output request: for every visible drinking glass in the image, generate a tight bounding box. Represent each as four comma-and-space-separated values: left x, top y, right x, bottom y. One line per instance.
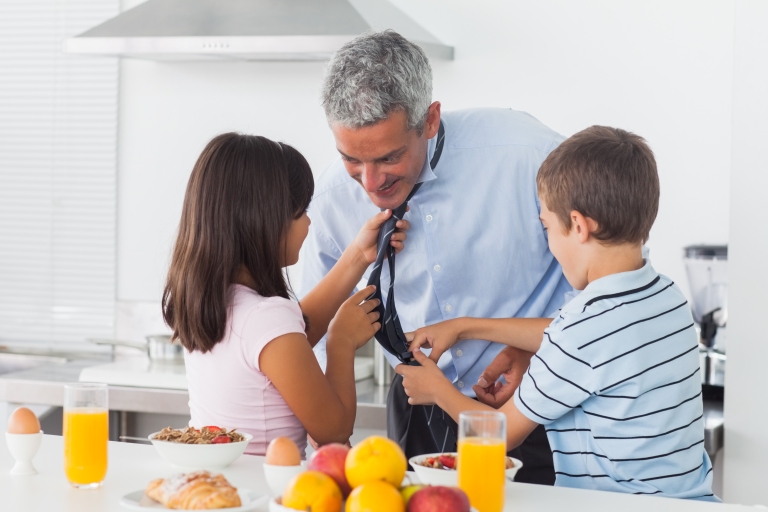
457, 410, 506, 512
63, 383, 109, 488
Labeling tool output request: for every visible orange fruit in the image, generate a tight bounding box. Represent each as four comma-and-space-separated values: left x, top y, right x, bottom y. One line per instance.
345, 481, 404, 512
282, 470, 343, 512
345, 436, 406, 488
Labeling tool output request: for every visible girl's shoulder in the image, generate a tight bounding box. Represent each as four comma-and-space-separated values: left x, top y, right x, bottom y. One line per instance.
230, 284, 298, 310
229, 285, 305, 340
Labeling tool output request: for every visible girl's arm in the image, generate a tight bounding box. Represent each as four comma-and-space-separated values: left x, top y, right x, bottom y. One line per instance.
301, 210, 408, 346
260, 287, 380, 445
408, 317, 551, 362
396, 349, 539, 450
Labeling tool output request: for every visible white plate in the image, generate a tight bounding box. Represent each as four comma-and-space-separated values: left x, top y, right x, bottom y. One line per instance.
119, 489, 267, 511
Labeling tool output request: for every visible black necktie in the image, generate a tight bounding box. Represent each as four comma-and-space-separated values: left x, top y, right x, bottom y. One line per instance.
367, 121, 445, 364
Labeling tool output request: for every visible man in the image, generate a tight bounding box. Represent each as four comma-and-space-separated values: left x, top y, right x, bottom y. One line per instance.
297, 30, 572, 485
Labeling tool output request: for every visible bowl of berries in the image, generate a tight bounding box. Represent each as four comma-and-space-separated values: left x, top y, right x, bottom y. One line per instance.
409, 452, 523, 486
148, 426, 252, 470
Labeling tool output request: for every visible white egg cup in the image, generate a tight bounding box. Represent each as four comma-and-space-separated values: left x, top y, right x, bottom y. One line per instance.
5, 431, 43, 475
263, 463, 305, 497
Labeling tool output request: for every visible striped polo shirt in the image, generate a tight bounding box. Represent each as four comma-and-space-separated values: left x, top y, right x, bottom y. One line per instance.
514, 260, 716, 500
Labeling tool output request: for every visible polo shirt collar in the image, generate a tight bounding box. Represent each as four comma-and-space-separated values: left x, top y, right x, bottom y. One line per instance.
581, 259, 658, 298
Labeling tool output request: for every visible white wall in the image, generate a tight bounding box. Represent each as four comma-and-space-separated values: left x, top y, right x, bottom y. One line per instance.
722, 0, 768, 505
117, 0, 735, 304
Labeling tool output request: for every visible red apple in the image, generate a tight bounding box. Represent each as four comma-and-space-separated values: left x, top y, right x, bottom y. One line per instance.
407, 486, 470, 512
306, 443, 352, 497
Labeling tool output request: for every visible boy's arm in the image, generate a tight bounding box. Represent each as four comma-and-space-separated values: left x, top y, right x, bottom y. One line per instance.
396, 349, 539, 450
408, 317, 551, 362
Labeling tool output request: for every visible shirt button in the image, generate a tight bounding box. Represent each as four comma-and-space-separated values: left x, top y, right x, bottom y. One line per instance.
433, 264, 441, 272
456, 349, 463, 357
445, 304, 453, 312
457, 381, 465, 389
426, 214, 433, 222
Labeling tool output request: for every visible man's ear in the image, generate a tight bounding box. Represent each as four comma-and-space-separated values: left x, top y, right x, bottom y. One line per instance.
570, 210, 599, 243
423, 101, 441, 139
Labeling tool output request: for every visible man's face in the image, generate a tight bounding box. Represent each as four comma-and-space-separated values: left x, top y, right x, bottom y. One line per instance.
331, 104, 440, 210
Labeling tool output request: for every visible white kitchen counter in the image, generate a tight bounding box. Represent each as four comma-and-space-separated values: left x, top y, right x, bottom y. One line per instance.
0, 435, 747, 512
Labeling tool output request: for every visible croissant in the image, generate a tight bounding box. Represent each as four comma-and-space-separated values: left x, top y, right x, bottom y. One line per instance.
145, 470, 242, 509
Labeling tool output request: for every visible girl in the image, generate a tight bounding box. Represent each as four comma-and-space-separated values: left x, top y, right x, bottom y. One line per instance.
162, 133, 408, 457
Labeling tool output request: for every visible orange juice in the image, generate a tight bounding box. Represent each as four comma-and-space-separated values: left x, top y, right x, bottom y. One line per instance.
63, 408, 108, 486
458, 436, 506, 512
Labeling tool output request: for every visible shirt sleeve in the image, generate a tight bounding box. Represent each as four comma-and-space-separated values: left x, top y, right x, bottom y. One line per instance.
514, 328, 595, 425
294, 221, 345, 372
240, 297, 306, 372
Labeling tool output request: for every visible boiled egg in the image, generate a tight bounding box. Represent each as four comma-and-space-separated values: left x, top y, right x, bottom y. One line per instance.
7, 407, 40, 434
265, 436, 301, 466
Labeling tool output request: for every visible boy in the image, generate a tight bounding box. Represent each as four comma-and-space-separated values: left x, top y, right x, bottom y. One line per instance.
396, 126, 716, 500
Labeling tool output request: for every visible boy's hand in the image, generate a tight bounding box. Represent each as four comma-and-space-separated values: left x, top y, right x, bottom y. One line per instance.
395, 348, 451, 405
327, 285, 381, 350
405, 319, 462, 363
351, 209, 410, 266
473, 346, 533, 408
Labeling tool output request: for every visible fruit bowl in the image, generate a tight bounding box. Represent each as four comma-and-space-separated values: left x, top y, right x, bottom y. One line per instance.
268, 496, 296, 511
148, 431, 252, 469
409, 453, 523, 486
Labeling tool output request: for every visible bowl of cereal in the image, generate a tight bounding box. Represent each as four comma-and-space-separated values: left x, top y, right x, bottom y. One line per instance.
409, 453, 523, 486
148, 426, 252, 470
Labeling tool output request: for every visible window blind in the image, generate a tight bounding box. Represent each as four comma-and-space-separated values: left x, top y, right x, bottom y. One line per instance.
0, 0, 119, 344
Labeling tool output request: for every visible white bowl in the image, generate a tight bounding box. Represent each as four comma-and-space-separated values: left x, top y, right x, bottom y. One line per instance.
269, 497, 296, 512
148, 431, 252, 470
409, 452, 523, 486
263, 462, 305, 497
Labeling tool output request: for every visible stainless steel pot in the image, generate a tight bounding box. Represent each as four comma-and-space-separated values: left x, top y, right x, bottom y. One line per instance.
87, 334, 184, 362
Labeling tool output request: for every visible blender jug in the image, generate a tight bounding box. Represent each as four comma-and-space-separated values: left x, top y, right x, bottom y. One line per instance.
684, 245, 727, 387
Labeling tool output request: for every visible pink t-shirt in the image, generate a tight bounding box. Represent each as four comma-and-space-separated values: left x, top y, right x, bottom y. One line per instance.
184, 284, 308, 457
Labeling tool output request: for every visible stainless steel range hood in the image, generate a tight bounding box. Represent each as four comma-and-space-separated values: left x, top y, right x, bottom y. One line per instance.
65, 0, 454, 61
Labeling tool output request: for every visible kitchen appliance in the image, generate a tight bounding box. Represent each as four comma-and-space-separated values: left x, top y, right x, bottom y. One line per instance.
65, 0, 453, 61
684, 245, 727, 387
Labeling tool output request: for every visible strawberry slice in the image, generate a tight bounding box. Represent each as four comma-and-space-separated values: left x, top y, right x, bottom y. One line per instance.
439, 454, 456, 469
211, 435, 231, 444
203, 426, 222, 432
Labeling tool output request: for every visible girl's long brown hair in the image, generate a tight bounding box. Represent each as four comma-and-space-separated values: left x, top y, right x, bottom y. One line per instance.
162, 133, 314, 353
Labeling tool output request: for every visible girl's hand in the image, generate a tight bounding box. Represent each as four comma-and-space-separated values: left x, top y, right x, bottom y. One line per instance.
351, 209, 410, 266
395, 348, 453, 405
327, 285, 381, 350
405, 319, 463, 363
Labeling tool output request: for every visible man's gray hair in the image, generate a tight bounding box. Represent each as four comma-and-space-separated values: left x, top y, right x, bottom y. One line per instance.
321, 30, 433, 133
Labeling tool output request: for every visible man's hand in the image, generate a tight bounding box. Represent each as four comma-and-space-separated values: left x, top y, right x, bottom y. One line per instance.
351, 209, 410, 265
394, 348, 452, 406
472, 346, 534, 409
405, 319, 463, 363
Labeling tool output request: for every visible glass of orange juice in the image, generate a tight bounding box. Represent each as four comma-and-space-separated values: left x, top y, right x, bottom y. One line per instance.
457, 410, 506, 512
63, 383, 109, 489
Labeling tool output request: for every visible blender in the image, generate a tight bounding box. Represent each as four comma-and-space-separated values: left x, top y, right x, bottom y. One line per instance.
683, 245, 727, 387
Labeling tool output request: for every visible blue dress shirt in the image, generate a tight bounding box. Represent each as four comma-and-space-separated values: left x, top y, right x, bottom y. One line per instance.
296, 108, 573, 396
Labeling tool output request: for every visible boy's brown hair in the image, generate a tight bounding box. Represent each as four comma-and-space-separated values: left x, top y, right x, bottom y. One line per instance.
537, 125, 659, 245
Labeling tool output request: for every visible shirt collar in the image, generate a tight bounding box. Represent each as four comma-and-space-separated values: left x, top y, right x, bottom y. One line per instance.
415, 125, 441, 185
581, 259, 658, 298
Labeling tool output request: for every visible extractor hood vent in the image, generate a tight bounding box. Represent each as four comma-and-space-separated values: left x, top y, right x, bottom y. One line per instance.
65, 0, 454, 61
